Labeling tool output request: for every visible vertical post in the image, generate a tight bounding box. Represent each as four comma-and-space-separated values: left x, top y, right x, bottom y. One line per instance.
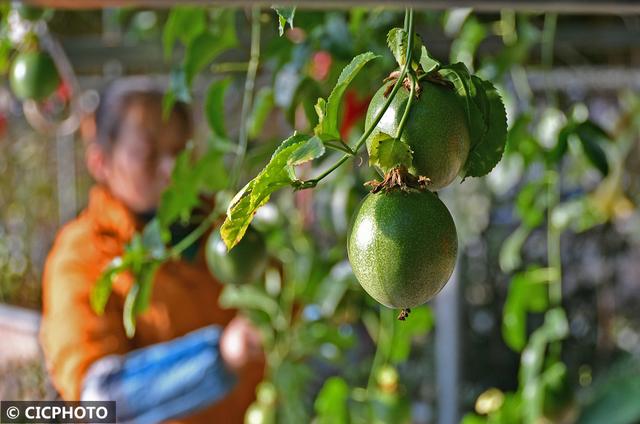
56, 133, 77, 226
435, 264, 460, 424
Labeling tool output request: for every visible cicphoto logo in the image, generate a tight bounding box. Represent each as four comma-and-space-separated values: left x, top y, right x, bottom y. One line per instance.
0, 401, 116, 423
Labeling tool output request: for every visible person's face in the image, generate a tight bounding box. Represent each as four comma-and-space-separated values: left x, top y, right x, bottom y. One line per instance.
100, 100, 189, 213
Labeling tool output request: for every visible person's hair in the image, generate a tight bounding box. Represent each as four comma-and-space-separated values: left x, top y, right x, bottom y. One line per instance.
93, 77, 192, 152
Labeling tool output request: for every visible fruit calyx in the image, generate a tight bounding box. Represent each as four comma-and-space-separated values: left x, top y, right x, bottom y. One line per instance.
365, 165, 430, 194
397, 308, 411, 321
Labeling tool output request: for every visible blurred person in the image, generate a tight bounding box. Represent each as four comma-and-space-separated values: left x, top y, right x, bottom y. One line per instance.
39, 77, 264, 423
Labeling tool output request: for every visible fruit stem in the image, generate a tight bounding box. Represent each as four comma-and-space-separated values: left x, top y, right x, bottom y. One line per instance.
295, 9, 416, 190
395, 73, 416, 140
229, 7, 261, 190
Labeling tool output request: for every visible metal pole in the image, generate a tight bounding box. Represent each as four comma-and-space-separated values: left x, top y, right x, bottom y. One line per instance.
435, 264, 460, 424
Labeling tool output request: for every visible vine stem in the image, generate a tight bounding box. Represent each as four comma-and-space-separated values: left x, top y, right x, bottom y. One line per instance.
395, 72, 416, 139
541, 13, 558, 106
296, 9, 415, 190
229, 7, 261, 189
169, 209, 221, 258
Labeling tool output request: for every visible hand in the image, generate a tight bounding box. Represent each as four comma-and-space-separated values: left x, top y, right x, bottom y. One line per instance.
220, 315, 263, 371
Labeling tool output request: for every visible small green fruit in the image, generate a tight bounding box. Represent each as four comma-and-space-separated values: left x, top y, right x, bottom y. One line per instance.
365, 81, 470, 190
10, 51, 60, 101
347, 190, 457, 308
205, 226, 267, 285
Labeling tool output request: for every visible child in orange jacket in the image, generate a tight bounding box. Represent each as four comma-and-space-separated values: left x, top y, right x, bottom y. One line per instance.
40, 78, 264, 423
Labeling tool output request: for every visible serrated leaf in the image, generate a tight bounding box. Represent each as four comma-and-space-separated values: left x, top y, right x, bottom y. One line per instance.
315, 51, 379, 139
162, 7, 206, 60
286, 135, 326, 180
248, 87, 275, 139
221, 134, 309, 249
250, 134, 310, 205
439, 62, 476, 130
272, 6, 296, 36
158, 146, 228, 230
205, 78, 232, 139
386, 27, 422, 70
368, 133, 413, 172
419, 45, 440, 73
463, 77, 508, 177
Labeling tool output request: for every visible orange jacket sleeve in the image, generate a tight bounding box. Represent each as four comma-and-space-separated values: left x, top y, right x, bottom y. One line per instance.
39, 222, 133, 401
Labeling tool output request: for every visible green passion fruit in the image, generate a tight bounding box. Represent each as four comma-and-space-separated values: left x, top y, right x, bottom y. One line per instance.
347, 189, 457, 309
205, 226, 268, 285
10, 51, 60, 101
365, 80, 471, 190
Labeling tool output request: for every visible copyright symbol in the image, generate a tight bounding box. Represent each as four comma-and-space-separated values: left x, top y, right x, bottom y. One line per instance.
6, 406, 20, 419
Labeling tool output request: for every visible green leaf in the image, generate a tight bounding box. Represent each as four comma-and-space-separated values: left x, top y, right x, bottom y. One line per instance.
249, 134, 310, 205
506, 113, 541, 163
499, 225, 531, 273
141, 219, 167, 258
368, 133, 414, 172
205, 78, 232, 139
90, 257, 126, 315
463, 77, 508, 177
272, 6, 296, 36
133, 262, 161, 315
547, 122, 574, 164
158, 146, 228, 230
221, 133, 309, 249
314, 377, 350, 424
286, 135, 326, 180
122, 261, 161, 338
184, 32, 234, 87
162, 7, 206, 60
287, 78, 322, 129
578, 357, 640, 424
162, 68, 191, 119
386, 27, 422, 69
502, 267, 554, 352
315, 51, 379, 139
515, 180, 547, 228
419, 45, 440, 74
248, 87, 275, 139
575, 121, 610, 176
